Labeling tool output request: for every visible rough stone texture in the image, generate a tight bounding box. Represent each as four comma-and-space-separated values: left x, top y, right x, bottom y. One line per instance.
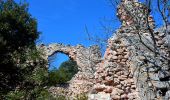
48, 84, 69, 98
38, 44, 101, 71
38, 44, 101, 98
90, 0, 169, 100
88, 92, 111, 100
91, 35, 140, 100
38, 0, 170, 99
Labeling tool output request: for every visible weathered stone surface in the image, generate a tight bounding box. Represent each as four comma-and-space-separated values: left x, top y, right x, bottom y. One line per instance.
89, 0, 169, 100
38, 44, 101, 99
38, 0, 170, 99
88, 92, 111, 100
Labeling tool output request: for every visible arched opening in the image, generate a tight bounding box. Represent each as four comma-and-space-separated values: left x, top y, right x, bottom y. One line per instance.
48, 53, 69, 70
47, 52, 79, 86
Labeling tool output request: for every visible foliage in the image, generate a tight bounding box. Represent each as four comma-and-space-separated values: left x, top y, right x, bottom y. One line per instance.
75, 93, 88, 100
0, 0, 53, 99
48, 69, 60, 85
59, 60, 79, 78
55, 95, 67, 100
0, 0, 79, 99
6, 90, 25, 100
6, 87, 55, 100
28, 87, 55, 100
0, 0, 39, 51
48, 60, 79, 86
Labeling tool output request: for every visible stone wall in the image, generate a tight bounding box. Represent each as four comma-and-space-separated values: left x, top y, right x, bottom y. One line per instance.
90, 32, 140, 100
38, 0, 170, 99
38, 44, 101, 98
89, 0, 170, 100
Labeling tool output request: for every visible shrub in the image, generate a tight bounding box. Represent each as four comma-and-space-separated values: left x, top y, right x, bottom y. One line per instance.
0, 0, 52, 99
75, 93, 88, 100
48, 60, 78, 86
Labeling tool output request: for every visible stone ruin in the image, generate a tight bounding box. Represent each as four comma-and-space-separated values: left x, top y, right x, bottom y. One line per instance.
38, 0, 170, 99
38, 43, 101, 98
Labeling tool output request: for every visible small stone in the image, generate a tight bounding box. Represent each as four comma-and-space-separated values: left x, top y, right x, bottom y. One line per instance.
121, 58, 127, 62
114, 78, 120, 85
94, 84, 106, 92
124, 55, 129, 59
138, 56, 145, 60
112, 95, 120, 100
120, 62, 126, 65
121, 94, 128, 99
157, 40, 164, 45
117, 85, 122, 89
117, 89, 124, 95
117, 49, 124, 53
118, 55, 124, 60
121, 75, 127, 78
131, 85, 136, 89
104, 87, 113, 93
111, 51, 117, 55
158, 32, 165, 37
128, 93, 136, 100
117, 60, 121, 63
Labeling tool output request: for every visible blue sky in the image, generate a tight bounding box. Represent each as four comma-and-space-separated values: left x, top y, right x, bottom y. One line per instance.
14, 0, 166, 69
14, 0, 120, 69
15, 0, 165, 46
16, 0, 119, 46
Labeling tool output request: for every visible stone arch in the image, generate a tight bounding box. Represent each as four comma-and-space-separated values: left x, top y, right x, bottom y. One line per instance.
49, 51, 71, 59
38, 43, 101, 72
46, 44, 76, 60
38, 43, 102, 98
38, 43, 78, 68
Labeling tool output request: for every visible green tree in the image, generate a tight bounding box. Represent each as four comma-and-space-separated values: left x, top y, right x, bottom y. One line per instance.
48, 60, 79, 85
0, 0, 53, 99
58, 60, 79, 81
